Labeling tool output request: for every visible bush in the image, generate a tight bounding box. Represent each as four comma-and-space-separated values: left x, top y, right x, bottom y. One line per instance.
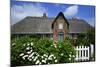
11, 36, 76, 66
87, 29, 95, 45
76, 33, 90, 46
75, 29, 95, 46
57, 38, 76, 63
11, 36, 39, 66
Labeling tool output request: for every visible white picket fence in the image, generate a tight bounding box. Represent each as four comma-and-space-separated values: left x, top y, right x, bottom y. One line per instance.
75, 44, 94, 61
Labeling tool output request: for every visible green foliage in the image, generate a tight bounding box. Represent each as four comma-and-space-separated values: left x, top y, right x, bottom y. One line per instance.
76, 33, 90, 46
76, 29, 95, 46
57, 38, 76, 63
11, 36, 76, 66
11, 36, 38, 66
87, 29, 95, 44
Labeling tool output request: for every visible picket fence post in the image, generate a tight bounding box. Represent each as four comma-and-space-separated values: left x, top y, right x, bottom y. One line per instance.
90, 44, 94, 60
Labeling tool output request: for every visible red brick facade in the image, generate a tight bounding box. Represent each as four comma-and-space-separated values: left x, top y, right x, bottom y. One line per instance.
52, 12, 69, 42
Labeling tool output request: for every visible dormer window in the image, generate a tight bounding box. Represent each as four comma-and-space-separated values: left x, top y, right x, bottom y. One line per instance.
58, 23, 63, 29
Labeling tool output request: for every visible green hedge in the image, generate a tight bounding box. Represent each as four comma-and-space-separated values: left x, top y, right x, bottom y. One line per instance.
11, 36, 76, 66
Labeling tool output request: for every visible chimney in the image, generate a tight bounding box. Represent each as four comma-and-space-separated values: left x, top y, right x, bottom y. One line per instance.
43, 13, 47, 18
72, 17, 78, 23
72, 17, 77, 20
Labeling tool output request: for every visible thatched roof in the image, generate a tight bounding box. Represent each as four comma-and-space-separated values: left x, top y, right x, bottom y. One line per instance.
11, 13, 93, 34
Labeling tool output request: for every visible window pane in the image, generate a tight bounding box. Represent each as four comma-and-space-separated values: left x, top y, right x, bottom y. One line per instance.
58, 32, 64, 41
59, 23, 63, 29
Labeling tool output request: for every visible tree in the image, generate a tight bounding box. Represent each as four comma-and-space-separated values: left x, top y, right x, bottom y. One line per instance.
87, 29, 95, 45
76, 29, 95, 46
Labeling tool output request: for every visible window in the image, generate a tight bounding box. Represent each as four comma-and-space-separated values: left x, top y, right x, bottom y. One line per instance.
58, 32, 64, 41
58, 23, 63, 29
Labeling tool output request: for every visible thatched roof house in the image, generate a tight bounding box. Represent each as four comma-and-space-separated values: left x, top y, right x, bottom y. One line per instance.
11, 12, 93, 41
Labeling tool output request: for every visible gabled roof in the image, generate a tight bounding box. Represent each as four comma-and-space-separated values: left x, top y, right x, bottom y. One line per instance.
52, 12, 69, 29
11, 13, 94, 34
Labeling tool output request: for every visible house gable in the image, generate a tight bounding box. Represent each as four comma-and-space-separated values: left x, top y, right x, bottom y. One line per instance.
51, 12, 69, 41
52, 12, 69, 29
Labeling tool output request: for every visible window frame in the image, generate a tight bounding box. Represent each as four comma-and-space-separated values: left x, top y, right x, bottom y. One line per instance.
58, 23, 63, 29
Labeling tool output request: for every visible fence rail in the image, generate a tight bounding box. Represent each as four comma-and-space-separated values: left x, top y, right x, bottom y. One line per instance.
75, 44, 94, 61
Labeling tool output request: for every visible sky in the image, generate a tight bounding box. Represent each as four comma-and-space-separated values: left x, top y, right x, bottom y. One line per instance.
11, 0, 95, 27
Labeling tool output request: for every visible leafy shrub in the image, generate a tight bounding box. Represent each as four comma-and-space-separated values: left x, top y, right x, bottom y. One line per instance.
58, 37, 76, 63
11, 36, 76, 66
87, 29, 95, 45
75, 29, 95, 46
76, 33, 90, 46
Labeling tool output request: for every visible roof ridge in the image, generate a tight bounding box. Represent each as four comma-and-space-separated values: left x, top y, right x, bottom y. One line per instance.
26, 16, 55, 19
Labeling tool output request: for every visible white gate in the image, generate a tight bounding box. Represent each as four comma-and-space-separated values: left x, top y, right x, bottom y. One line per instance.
75, 45, 90, 61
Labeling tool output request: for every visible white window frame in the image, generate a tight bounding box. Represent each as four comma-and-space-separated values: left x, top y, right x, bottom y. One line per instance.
58, 23, 63, 29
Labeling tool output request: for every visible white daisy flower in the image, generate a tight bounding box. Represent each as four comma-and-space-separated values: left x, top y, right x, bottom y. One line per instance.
69, 58, 71, 60
72, 55, 75, 57
69, 54, 72, 57
54, 56, 56, 59
29, 53, 34, 58
55, 59, 57, 62
45, 58, 47, 61
23, 44, 26, 46
43, 54, 48, 58
26, 47, 30, 50
41, 56, 44, 58
48, 56, 52, 60
42, 60, 46, 63
43, 54, 46, 56
12, 43, 16, 46
35, 60, 40, 64
33, 56, 38, 61
39, 62, 42, 65
22, 57, 25, 60
51, 45, 53, 47
29, 59, 32, 61
32, 52, 35, 55
19, 53, 24, 56
70, 52, 72, 54
22, 55, 28, 60
37, 54, 40, 57
50, 54, 54, 57
36, 52, 39, 55
61, 53, 64, 56
31, 42, 34, 46
48, 63, 50, 64
32, 56, 34, 59
27, 50, 33, 54
27, 43, 30, 46
23, 55, 28, 58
